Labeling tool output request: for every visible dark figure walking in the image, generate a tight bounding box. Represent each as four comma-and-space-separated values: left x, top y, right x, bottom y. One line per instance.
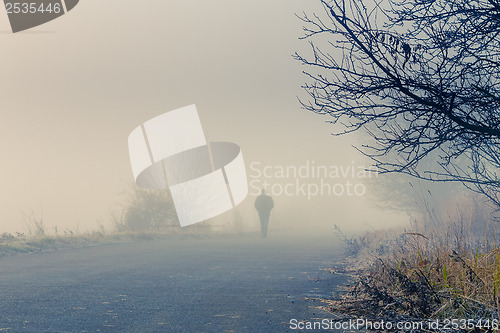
254, 189, 274, 238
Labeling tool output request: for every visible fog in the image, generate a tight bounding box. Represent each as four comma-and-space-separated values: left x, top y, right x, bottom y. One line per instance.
0, 0, 407, 235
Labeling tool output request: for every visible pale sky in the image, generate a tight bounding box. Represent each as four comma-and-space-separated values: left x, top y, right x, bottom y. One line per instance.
0, 0, 407, 234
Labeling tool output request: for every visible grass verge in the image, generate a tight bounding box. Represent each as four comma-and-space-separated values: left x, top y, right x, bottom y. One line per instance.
0, 226, 242, 257
322, 222, 500, 332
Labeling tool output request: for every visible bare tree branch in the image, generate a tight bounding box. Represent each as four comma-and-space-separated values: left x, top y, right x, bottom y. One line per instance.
296, 0, 500, 208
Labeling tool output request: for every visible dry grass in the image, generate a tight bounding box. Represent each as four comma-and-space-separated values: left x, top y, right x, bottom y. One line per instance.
0, 225, 242, 257
325, 203, 500, 331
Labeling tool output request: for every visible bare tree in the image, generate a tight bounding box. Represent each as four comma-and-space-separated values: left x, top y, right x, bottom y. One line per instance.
295, 0, 500, 207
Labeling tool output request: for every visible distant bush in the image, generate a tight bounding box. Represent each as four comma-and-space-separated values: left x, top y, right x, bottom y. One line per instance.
113, 186, 179, 232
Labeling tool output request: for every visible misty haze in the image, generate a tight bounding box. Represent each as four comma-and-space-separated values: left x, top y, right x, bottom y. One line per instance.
1, 0, 499, 331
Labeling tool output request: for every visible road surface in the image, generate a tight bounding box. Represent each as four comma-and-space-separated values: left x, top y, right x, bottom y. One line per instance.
0, 233, 348, 332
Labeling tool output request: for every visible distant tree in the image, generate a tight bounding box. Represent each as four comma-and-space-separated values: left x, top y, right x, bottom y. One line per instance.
114, 186, 179, 232
295, 0, 500, 207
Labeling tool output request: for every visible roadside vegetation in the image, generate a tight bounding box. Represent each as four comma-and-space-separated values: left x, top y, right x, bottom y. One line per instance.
0, 186, 242, 257
325, 191, 500, 332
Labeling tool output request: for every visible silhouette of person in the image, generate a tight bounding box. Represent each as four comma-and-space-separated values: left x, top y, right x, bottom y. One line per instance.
254, 189, 274, 238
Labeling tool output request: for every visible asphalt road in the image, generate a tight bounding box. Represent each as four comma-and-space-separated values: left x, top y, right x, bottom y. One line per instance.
0, 232, 348, 333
